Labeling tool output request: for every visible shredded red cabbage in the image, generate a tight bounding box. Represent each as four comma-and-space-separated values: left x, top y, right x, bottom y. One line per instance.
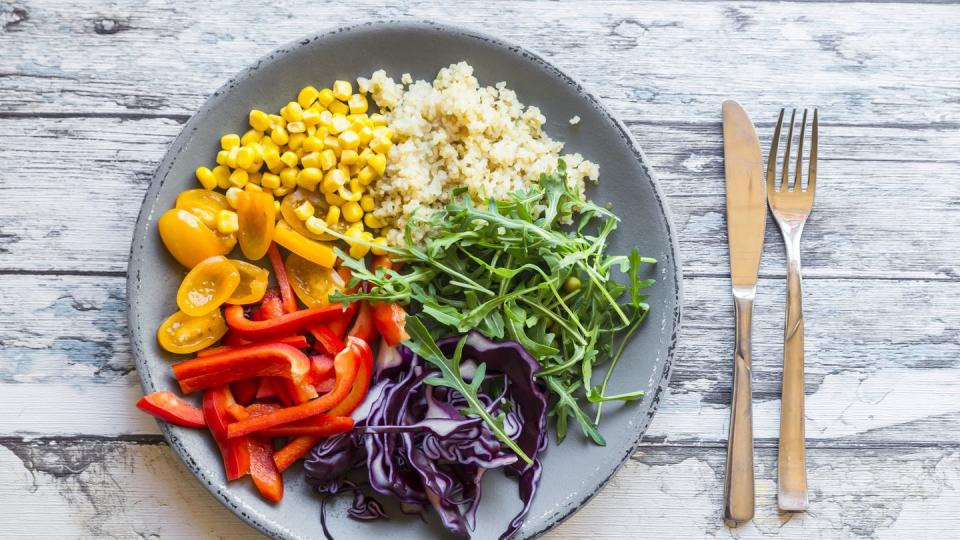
304, 333, 548, 539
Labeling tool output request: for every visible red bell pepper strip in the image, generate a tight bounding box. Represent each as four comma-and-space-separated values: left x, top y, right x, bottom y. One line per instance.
136, 391, 205, 428
274, 436, 321, 472
203, 386, 250, 481
372, 302, 409, 347
222, 331, 248, 347
348, 301, 377, 344
283, 379, 319, 404
226, 338, 362, 438
197, 335, 309, 357
230, 378, 259, 406
325, 301, 358, 338
309, 355, 334, 385
173, 343, 310, 394
224, 304, 345, 342
271, 377, 295, 407
309, 324, 346, 356
328, 337, 374, 417
229, 407, 351, 439
267, 243, 298, 314
258, 288, 285, 320
315, 378, 335, 393
255, 378, 278, 401
248, 435, 283, 502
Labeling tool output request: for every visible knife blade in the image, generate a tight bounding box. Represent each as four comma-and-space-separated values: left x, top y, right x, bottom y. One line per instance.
721, 100, 765, 524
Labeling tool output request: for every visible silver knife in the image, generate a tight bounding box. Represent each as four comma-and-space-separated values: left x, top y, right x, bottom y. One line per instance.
721, 100, 766, 524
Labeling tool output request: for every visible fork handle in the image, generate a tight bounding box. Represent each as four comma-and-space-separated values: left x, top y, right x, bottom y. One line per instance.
778, 233, 809, 511
724, 289, 755, 524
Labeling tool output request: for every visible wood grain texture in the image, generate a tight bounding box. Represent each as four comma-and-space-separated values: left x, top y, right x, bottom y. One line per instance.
2, 0, 959, 537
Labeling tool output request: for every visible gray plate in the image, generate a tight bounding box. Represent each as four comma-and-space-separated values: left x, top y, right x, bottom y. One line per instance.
128, 20, 681, 540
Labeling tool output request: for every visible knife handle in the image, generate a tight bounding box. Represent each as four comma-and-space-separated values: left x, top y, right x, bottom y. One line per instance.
724, 289, 755, 524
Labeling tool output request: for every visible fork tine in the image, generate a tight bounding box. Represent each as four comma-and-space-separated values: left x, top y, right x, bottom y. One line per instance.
807, 109, 818, 193
793, 109, 808, 191
767, 108, 785, 195
781, 109, 796, 192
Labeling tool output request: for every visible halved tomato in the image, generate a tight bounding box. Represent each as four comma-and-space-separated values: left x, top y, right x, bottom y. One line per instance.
157, 309, 228, 354
176, 255, 241, 316
237, 191, 276, 260
158, 209, 230, 268
285, 253, 345, 307
280, 189, 329, 241
176, 189, 228, 229
227, 260, 269, 305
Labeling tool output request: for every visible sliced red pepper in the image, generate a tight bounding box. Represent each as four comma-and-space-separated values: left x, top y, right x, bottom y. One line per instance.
267, 243, 298, 314
248, 436, 283, 502
261, 416, 354, 438
283, 379, 319, 404
258, 288, 285, 320
348, 301, 377, 344
371, 255, 393, 270
372, 302, 409, 346
255, 378, 278, 401
203, 386, 250, 481
326, 300, 358, 338
224, 304, 345, 342
274, 436, 321, 473
309, 354, 334, 386
315, 378, 335, 393
328, 337, 374, 417
230, 378, 259, 406
198, 335, 308, 357
227, 338, 362, 438
309, 324, 346, 356
136, 391, 205, 428
173, 343, 310, 394
222, 331, 248, 347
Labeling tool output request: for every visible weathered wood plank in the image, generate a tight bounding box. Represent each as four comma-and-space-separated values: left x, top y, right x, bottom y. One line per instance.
2, 440, 958, 539
1, 2, 958, 125
4, 272, 957, 445
2, 117, 958, 279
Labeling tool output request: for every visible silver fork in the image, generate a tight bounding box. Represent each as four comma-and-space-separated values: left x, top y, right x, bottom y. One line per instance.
767, 108, 817, 512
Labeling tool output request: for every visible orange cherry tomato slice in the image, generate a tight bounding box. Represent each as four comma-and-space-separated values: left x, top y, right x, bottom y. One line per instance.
237, 191, 276, 260
157, 309, 228, 354
285, 253, 346, 308
176, 189, 229, 229
158, 209, 231, 268
280, 189, 330, 241
227, 259, 270, 305
273, 220, 336, 268
176, 255, 241, 316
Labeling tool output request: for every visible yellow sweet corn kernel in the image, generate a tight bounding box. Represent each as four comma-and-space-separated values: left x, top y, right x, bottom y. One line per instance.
281, 102, 303, 122
347, 93, 368, 114
325, 205, 340, 226
300, 151, 321, 169
340, 149, 358, 166
260, 135, 278, 151
248, 172, 262, 185
261, 172, 281, 190
216, 150, 229, 166
315, 149, 335, 171
287, 121, 306, 134
369, 113, 388, 126
241, 129, 261, 146
302, 135, 325, 153
268, 114, 286, 130
304, 216, 326, 235
229, 168, 249, 188
317, 88, 335, 107
280, 151, 298, 168
279, 167, 299, 189
196, 167, 217, 190
364, 213, 383, 229
217, 210, 239, 234
349, 179, 362, 194
272, 185, 292, 197
302, 109, 321, 126
338, 129, 360, 150
338, 183, 361, 203
245, 182, 263, 192
294, 200, 315, 221
236, 146, 255, 170
263, 147, 282, 170
347, 221, 365, 234
287, 132, 306, 150
298, 86, 320, 109
225, 187, 243, 208
249, 110, 271, 131
371, 237, 388, 256
368, 153, 387, 176
322, 168, 347, 193
358, 147, 374, 164
349, 163, 362, 176
271, 125, 289, 146
349, 241, 370, 259
306, 125, 317, 137
324, 136, 341, 157
329, 114, 350, 135
370, 136, 392, 154
325, 192, 346, 206
213, 165, 232, 189
359, 194, 375, 212
298, 167, 323, 191
225, 146, 240, 168
274, 200, 281, 214
318, 110, 334, 128
332, 80, 352, 101
328, 100, 349, 116
295, 147, 305, 159
357, 165, 375, 186
357, 126, 374, 146
221, 133, 240, 150
341, 201, 363, 223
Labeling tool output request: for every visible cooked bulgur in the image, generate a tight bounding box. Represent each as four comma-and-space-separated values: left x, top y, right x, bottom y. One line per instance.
358, 62, 598, 245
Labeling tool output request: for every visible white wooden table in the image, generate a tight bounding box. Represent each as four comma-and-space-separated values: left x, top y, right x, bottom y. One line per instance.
2, 1, 958, 538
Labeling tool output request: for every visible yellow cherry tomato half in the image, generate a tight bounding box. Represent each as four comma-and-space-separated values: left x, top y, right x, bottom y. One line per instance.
176, 189, 228, 229
226, 259, 269, 305
157, 309, 228, 354
280, 189, 330, 241
158, 209, 230, 268
176, 255, 241, 316
236, 191, 276, 260
273, 220, 337, 268
285, 253, 346, 307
